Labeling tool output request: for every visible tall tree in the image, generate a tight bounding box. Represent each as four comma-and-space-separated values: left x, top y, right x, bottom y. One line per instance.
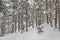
55, 0, 58, 29
46, 0, 49, 24
0, 0, 6, 36
49, 1, 53, 27
26, 0, 28, 31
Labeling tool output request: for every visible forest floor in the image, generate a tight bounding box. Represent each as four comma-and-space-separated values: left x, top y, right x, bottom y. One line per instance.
0, 23, 60, 40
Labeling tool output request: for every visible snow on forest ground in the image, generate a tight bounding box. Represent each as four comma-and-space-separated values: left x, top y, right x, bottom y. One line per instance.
0, 23, 60, 40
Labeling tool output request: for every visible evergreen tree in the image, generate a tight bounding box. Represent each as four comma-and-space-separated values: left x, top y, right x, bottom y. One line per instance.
0, 0, 5, 36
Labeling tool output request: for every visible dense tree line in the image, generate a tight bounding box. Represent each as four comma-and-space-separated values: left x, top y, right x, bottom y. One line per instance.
0, 0, 60, 37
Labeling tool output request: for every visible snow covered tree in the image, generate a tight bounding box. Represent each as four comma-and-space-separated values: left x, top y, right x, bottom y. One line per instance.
0, 0, 6, 36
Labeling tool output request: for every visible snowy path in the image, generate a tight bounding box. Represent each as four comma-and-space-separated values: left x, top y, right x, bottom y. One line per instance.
0, 23, 60, 40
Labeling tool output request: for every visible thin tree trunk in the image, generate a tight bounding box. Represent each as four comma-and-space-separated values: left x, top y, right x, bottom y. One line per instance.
46, 14, 49, 24
55, 0, 57, 29
18, 13, 20, 31
21, 13, 23, 31
46, 0, 49, 24
32, 16, 34, 28
49, 1, 53, 27
58, 0, 60, 31
11, 12, 15, 33
59, 15, 60, 31
36, 16, 37, 26
26, 10, 28, 31
50, 12, 53, 27
15, 15, 17, 32
26, 0, 28, 31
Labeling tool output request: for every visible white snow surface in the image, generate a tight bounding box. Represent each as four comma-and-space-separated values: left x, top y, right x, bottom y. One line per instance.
0, 23, 60, 40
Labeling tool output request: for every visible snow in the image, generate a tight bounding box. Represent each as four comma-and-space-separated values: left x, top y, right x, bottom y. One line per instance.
0, 23, 60, 40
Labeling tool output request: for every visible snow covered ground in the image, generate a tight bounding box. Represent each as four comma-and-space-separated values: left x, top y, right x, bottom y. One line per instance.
0, 23, 60, 40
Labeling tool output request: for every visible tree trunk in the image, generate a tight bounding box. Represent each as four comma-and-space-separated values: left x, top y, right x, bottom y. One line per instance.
58, 0, 60, 31
46, 0, 49, 24
46, 14, 49, 24
26, 1, 28, 31
11, 12, 15, 33
58, 13, 60, 31
15, 15, 17, 32
55, 0, 58, 29
49, 1, 53, 27
36, 16, 37, 26
18, 13, 20, 31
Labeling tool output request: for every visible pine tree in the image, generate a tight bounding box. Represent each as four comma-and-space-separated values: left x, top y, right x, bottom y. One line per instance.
0, 0, 5, 36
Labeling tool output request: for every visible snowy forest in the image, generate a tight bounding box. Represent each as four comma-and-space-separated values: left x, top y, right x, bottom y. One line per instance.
0, 0, 60, 40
